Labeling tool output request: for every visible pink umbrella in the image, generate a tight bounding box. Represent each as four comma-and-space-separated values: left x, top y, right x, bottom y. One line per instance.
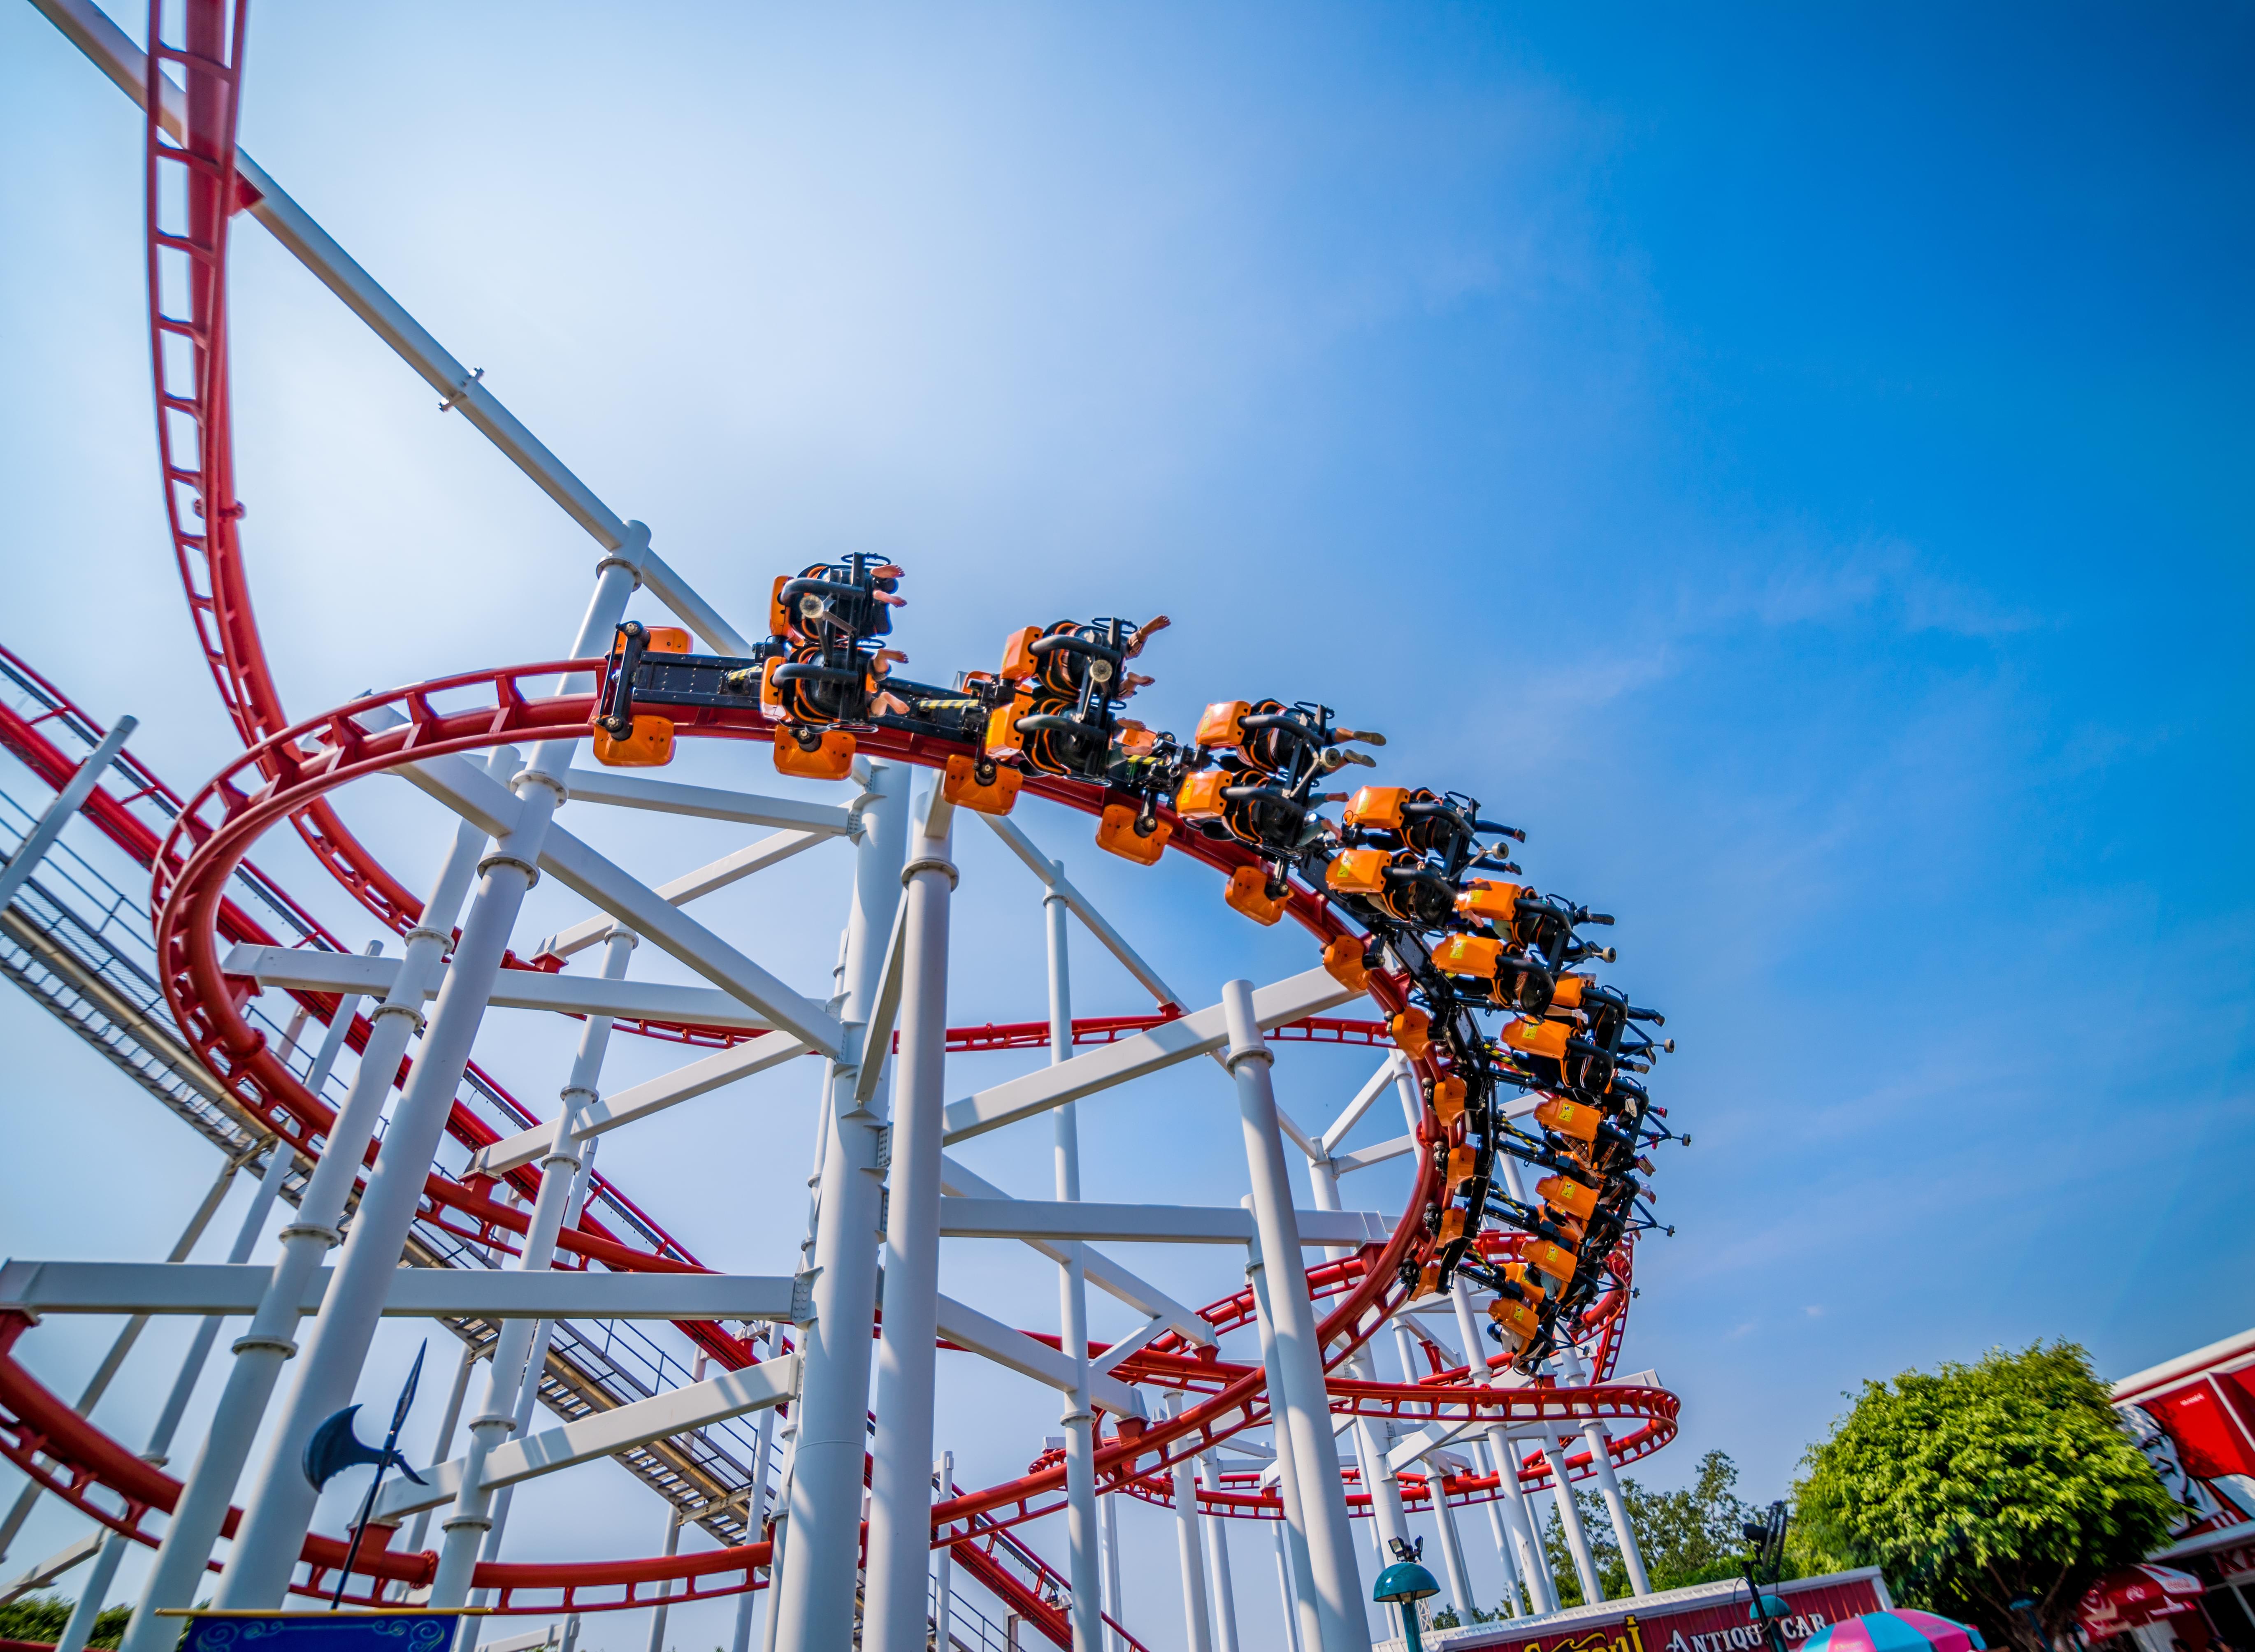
1799, 1609, 1986, 1652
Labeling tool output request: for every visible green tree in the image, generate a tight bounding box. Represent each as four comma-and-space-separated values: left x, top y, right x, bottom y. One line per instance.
0, 1592, 133, 1649
1540, 1450, 1762, 1606
1623, 1450, 1761, 1592
1796, 1342, 2181, 1652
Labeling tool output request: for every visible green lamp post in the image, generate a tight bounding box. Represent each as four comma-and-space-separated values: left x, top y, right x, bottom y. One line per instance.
1375, 1536, 1443, 1652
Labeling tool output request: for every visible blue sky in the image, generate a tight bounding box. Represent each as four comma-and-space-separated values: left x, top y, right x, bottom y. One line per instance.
1, 3, 2250, 1647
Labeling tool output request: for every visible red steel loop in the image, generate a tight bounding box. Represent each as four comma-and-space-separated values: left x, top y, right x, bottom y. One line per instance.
90, 661, 1665, 1606
84, 13, 1678, 1614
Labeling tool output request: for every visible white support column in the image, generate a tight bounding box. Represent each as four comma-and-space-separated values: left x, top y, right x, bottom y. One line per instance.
1304, 1152, 1408, 1564
1347, 1419, 1396, 1563
758, 1492, 790, 1652
118, 773, 505, 1652
1425, 1460, 1474, 1620
1491, 1435, 1555, 1615
398, 1338, 483, 1594
1245, 1242, 1330, 1652
931, 1451, 955, 1652
1443, 1269, 1539, 1611
1273, 1524, 1305, 1652
1198, 1448, 1241, 1652
56, 1138, 295, 1652
643, 1499, 687, 1652
866, 787, 957, 1652
728, 1363, 780, 1652
0, 715, 136, 912
148, 1141, 298, 1464
528, 556, 644, 773
219, 745, 563, 1607
473, 1138, 599, 1595
1101, 1486, 1125, 1652
1470, 1440, 1526, 1616
1168, 1399, 1213, 1652
1223, 981, 1368, 1652
770, 761, 908, 1652
1445, 1261, 1551, 1615
1580, 1427, 1647, 1598
1558, 1346, 1649, 1598
762, 1055, 836, 1648
1443, 1281, 1486, 1392
434, 931, 635, 1616
1389, 1320, 1447, 1606
1041, 861, 1104, 1652
1540, 1433, 1601, 1604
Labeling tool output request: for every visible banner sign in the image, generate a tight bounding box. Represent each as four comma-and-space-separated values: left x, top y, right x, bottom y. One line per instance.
1424, 1568, 1889, 1652
175, 1614, 467, 1652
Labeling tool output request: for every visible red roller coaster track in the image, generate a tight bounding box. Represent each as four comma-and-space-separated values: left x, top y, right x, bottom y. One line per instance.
0, 0, 1682, 1635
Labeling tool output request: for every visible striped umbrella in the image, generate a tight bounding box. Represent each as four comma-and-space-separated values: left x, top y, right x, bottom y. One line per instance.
1800, 1610, 1986, 1652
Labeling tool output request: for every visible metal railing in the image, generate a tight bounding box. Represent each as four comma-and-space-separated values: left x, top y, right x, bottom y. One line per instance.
0, 773, 789, 1545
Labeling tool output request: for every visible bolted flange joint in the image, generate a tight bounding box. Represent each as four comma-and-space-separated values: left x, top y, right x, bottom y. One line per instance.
369, 1000, 425, 1033
901, 856, 958, 890
478, 849, 541, 885
511, 766, 569, 807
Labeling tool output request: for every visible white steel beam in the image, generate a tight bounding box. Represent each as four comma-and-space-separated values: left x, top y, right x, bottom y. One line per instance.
537, 826, 842, 1051
937, 1198, 1387, 1249
532, 830, 825, 961
938, 1155, 1214, 1347
1330, 1135, 1415, 1176
221, 944, 774, 1032
470, 1034, 813, 1177
481, 1627, 563, 1652
1, 1532, 105, 1605
0, 716, 136, 913
1319, 1056, 1409, 1157
373, 1354, 799, 1522
932, 1295, 1142, 1419
29, 0, 752, 655
978, 819, 1332, 1160
398, 754, 843, 1056
942, 968, 1363, 1144
1089, 1318, 1168, 1378
560, 770, 855, 837
1384, 1421, 1477, 1477
978, 816, 1184, 1008
1271, 1100, 1325, 1164
0, 1261, 797, 1323
854, 898, 913, 1107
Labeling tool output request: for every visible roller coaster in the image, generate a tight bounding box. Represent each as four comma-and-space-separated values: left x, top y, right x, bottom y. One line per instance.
0, 5, 1686, 1652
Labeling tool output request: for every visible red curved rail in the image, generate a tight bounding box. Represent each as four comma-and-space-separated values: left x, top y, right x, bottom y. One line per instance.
82, 14, 1681, 1614
52, 659, 1659, 1604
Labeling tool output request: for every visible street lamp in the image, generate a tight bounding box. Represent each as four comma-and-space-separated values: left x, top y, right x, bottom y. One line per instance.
1740, 1501, 1791, 1652
2008, 1593, 2053, 1652
1376, 1536, 1444, 1652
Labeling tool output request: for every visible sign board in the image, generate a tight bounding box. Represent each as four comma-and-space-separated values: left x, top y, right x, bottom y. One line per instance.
171, 1612, 471, 1652
1391, 1567, 1890, 1652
